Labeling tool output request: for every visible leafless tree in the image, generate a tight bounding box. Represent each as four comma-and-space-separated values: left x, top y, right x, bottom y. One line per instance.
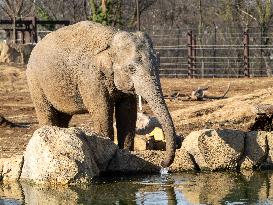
35, 0, 87, 23
0, 0, 35, 43
0, 0, 34, 19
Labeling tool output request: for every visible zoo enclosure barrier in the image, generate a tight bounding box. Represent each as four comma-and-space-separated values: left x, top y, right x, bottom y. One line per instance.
0, 17, 70, 44
147, 27, 273, 78
186, 31, 250, 78
0, 21, 271, 78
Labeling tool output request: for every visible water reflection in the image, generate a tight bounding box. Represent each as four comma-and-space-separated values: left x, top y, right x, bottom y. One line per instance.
1, 171, 273, 204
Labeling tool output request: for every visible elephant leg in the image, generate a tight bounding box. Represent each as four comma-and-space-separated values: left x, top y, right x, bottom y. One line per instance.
88, 101, 114, 140
28, 77, 72, 127
115, 94, 137, 150
80, 86, 114, 140
31, 91, 72, 127
93, 107, 114, 140
28, 80, 56, 126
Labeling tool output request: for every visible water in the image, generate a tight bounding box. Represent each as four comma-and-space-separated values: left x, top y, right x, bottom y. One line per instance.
1, 171, 273, 204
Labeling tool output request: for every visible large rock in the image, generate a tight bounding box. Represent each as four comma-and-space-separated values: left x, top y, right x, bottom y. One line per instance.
6, 126, 273, 185
134, 135, 155, 151
264, 132, 273, 167
83, 128, 118, 171
169, 148, 196, 172
0, 155, 23, 181
107, 150, 160, 173
21, 126, 118, 184
240, 131, 268, 169
182, 129, 245, 171
107, 148, 196, 173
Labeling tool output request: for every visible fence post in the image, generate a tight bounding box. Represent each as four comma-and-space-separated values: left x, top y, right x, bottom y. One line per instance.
32, 17, 38, 43
187, 31, 193, 78
192, 34, 197, 78
243, 30, 250, 77
213, 24, 217, 78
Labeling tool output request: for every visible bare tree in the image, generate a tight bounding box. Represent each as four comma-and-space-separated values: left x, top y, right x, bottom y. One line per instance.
236, 0, 273, 75
35, 0, 87, 23
0, 0, 35, 43
0, 0, 34, 19
127, 0, 157, 29
255, 0, 273, 75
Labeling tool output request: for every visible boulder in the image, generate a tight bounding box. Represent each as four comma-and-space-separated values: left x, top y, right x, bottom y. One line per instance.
240, 131, 268, 169
0, 155, 23, 181
82, 128, 118, 171
182, 129, 245, 171
134, 135, 155, 151
107, 148, 196, 173
21, 126, 118, 184
7, 126, 273, 185
264, 132, 273, 167
169, 148, 196, 172
107, 150, 160, 173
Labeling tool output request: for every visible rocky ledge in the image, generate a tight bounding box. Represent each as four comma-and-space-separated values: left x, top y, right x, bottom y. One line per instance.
1, 126, 273, 184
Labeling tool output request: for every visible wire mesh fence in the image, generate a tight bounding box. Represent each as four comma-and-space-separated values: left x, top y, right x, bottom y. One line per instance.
0, 23, 272, 78
146, 26, 273, 78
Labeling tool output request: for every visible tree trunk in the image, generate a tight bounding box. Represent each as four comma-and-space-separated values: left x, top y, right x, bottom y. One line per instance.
101, 0, 107, 16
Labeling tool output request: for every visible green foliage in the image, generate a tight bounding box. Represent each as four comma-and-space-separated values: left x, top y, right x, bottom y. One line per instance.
36, 7, 55, 31
88, 0, 122, 26
265, 0, 272, 21
256, 0, 272, 24
36, 6, 50, 21
92, 1, 110, 25
221, 1, 233, 22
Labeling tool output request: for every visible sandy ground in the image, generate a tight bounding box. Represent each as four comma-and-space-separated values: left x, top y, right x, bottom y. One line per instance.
1, 64, 273, 158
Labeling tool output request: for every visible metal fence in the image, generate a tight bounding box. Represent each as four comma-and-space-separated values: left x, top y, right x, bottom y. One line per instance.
147, 27, 273, 78
1, 23, 272, 78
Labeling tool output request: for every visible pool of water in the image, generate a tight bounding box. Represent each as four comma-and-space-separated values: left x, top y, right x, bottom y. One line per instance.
1, 171, 273, 204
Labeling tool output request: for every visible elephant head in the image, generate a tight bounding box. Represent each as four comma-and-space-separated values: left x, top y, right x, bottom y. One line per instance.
111, 31, 176, 167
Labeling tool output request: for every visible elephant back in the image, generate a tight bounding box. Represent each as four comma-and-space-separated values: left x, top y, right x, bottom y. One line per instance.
28, 21, 117, 71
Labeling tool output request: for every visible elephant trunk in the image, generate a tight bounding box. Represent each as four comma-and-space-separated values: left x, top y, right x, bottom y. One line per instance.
134, 75, 176, 167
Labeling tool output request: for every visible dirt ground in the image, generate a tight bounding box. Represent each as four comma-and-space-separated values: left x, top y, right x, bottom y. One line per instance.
1, 64, 273, 158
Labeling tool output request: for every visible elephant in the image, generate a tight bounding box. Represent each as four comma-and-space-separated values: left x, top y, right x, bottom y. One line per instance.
26, 21, 176, 167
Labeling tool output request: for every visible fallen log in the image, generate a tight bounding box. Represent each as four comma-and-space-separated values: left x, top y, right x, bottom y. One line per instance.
191, 83, 231, 100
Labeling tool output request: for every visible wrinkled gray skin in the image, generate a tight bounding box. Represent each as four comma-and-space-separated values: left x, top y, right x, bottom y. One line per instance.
26, 21, 176, 167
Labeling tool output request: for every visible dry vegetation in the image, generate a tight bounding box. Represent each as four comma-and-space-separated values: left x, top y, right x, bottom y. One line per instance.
1, 64, 273, 158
